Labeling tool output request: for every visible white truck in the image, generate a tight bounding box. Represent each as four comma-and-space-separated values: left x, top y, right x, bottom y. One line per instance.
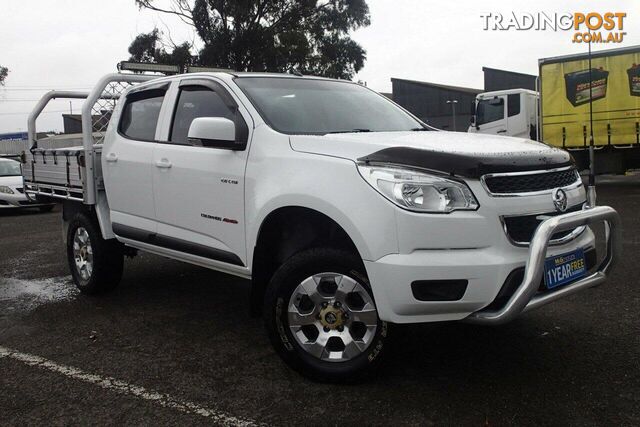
468, 88, 539, 140
23, 72, 621, 382
470, 46, 640, 174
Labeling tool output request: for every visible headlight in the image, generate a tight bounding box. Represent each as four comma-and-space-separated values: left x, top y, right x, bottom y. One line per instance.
357, 165, 479, 213
0, 186, 14, 195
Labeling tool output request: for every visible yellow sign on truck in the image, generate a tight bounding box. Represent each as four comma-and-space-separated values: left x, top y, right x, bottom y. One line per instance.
539, 45, 640, 173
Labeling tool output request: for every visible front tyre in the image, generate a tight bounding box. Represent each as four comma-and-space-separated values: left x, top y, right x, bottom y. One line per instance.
264, 248, 388, 382
66, 212, 124, 295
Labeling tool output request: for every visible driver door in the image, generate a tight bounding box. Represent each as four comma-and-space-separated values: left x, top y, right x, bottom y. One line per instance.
152, 78, 252, 266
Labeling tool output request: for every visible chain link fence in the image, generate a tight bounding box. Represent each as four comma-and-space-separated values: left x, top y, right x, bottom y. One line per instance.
0, 79, 136, 155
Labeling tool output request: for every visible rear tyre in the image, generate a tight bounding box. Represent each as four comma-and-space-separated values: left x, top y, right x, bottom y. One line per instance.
264, 247, 388, 383
66, 212, 124, 295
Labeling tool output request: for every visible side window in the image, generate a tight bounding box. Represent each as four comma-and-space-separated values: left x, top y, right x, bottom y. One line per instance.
508, 93, 521, 117
476, 98, 505, 125
170, 86, 235, 145
119, 88, 166, 141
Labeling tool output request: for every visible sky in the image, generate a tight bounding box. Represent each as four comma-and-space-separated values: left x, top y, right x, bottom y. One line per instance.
0, 0, 638, 133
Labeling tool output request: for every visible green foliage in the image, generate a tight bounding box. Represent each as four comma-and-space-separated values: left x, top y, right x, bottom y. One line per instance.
0, 66, 8, 86
128, 29, 194, 68
131, 0, 370, 79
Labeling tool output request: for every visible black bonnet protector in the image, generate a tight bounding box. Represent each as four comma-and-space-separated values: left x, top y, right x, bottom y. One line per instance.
357, 147, 574, 179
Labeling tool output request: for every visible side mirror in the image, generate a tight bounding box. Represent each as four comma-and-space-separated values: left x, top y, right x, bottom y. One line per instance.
187, 117, 245, 150
470, 100, 476, 125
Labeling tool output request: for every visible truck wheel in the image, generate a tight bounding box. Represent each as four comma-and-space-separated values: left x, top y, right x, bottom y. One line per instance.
264, 248, 388, 382
66, 213, 124, 295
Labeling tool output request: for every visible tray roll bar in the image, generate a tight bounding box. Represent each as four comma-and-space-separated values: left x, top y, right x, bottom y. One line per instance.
81, 74, 155, 204
26, 73, 157, 204
466, 205, 621, 325
27, 91, 89, 147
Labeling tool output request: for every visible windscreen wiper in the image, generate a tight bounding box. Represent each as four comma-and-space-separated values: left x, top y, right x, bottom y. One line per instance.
325, 129, 372, 134
410, 127, 429, 131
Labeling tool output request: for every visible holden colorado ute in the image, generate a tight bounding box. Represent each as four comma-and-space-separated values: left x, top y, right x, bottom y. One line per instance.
22, 72, 621, 382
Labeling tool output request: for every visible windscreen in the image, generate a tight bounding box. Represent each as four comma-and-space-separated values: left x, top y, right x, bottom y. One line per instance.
0, 160, 21, 177
235, 77, 423, 135
476, 99, 505, 125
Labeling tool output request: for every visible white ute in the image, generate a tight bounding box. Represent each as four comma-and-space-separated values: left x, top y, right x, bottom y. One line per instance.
23, 72, 621, 381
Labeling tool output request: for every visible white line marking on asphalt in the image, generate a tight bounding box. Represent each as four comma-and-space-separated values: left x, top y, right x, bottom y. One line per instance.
0, 346, 262, 426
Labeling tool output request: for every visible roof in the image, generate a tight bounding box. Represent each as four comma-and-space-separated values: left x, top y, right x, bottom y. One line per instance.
539, 44, 640, 66
232, 72, 302, 77
390, 78, 482, 94
126, 72, 342, 93
0, 132, 28, 141
482, 67, 536, 79
230, 72, 340, 82
478, 88, 539, 98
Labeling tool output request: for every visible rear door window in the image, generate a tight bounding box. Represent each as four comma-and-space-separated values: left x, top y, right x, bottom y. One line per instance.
119, 88, 166, 141
508, 94, 521, 117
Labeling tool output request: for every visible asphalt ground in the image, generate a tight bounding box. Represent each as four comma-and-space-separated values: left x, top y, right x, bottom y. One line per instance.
0, 176, 638, 426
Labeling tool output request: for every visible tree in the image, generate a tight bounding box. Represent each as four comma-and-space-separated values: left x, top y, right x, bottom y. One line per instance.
128, 29, 194, 69
131, 0, 370, 79
0, 66, 8, 86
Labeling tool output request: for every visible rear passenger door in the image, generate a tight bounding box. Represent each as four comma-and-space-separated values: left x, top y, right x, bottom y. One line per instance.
152, 78, 251, 267
103, 85, 167, 235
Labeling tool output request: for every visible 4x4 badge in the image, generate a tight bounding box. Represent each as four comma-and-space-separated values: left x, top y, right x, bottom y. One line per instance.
552, 188, 568, 213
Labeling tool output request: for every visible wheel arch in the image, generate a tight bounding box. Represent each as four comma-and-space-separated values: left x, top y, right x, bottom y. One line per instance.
62, 200, 93, 245
249, 205, 366, 317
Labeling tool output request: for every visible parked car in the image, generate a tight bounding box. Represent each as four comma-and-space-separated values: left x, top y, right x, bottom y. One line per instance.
22, 72, 621, 382
0, 158, 54, 211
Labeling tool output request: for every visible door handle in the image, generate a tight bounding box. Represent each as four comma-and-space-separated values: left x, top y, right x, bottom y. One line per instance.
105, 153, 118, 163
497, 129, 507, 134
155, 158, 172, 169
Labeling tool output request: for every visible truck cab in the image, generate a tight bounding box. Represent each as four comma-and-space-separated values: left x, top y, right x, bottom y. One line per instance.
469, 88, 539, 140
22, 72, 620, 382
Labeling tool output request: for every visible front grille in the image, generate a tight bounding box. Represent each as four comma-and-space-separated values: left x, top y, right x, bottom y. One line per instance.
503, 204, 584, 245
484, 168, 580, 194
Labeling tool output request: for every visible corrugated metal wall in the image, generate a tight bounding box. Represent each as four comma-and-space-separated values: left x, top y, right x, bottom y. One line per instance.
483, 67, 536, 92
0, 140, 26, 155
391, 79, 480, 131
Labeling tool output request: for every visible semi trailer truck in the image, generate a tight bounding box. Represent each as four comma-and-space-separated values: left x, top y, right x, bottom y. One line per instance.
470, 45, 640, 174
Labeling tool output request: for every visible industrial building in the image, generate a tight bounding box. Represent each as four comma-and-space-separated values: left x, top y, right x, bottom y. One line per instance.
391, 67, 536, 131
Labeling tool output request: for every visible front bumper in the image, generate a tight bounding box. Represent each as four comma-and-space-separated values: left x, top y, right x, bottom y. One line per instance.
365, 206, 621, 324
0, 191, 51, 209
466, 205, 620, 324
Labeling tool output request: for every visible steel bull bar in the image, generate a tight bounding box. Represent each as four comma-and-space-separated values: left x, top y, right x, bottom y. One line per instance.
466, 205, 622, 325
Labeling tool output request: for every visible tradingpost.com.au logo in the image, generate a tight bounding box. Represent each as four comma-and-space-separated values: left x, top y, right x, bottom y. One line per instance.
480, 12, 627, 43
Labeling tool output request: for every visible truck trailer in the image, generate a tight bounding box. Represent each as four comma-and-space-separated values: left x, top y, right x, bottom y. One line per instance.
470, 45, 640, 174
